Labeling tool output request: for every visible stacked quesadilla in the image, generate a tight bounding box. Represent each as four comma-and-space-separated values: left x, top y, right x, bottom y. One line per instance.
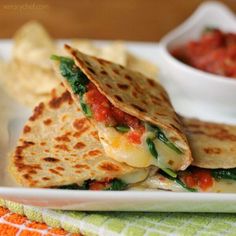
9, 45, 236, 192
134, 118, 236, 193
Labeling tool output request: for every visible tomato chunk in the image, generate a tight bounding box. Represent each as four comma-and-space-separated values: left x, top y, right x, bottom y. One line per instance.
183, 169, 214, 191
85, 82, 145, 144
89, 181, 108, 190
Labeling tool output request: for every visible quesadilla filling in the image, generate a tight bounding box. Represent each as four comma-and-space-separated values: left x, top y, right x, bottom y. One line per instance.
135, 167, 236, 193
52, 55, 185, 178
58, 178, 128, 191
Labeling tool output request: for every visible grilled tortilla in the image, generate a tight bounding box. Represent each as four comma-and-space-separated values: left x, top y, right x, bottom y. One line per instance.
9, 83, 148, 188
182, 117, 236, 169
53, 45, 192, 178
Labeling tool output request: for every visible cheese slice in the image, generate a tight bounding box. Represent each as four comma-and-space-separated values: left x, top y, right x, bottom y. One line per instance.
97, 124, 184, 170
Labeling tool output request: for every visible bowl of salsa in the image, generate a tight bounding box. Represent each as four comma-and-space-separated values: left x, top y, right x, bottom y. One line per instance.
171, 28, 236, 78
158, 2, 236, 124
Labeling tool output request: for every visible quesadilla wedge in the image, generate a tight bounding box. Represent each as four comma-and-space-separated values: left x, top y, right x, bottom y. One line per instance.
52, 45, 192, 178
9, 83, 150, 188
133, 118, 236, 193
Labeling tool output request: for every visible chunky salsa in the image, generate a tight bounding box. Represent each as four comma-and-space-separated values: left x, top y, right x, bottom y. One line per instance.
171, 28, 236, 78
85, 82, 145, 144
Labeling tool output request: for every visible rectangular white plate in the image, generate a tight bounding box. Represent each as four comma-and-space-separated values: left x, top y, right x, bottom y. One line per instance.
1, 40, 236, 212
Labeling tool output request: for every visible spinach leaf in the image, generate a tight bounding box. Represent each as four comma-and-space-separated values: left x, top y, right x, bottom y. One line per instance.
160, 170, 197, 192
146, 137, 158, 159
105, 179, 128, 191
211, 168, 236, 181
51, 54, 89, 96
148, 124, 183, 154
58, 180, 90, 190
80, 96, 92, 117
115, 125, 130, 133
146, 137, 177, 178
160, 167, 177, 178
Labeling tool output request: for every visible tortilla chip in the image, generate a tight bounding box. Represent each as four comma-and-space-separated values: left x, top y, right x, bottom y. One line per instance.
13, 21, 55, 69
11, 59, 59, 95
182, 117, 236, 168
70, 40, 100, 57
99, 42, 127, 66
9, 83, 138, 187
127, 53, 158, 78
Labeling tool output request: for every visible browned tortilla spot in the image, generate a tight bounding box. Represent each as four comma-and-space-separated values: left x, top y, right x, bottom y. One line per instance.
54, 144, 69, 151
113, 69, 120, 75
74, 142, 86, 149
124, 74, 132, 81
88, 150, 102, 156
97, 58, 106, 65
204, 147, 221, 155
74, 164, 89, 169
73, 118, 89, 131
117, 83, 129, 90
49, 91, 73, 109
131, 104, 146, 113
88, 67, 96, 75
132, 91, 138, 98
43, 118, 52, 126
168, 160, 174, 166
91, 131, 99, 141
42, 177, 50, 181
115, 95, 123, 102
106, 83, 112, 89
29, 103, 45, 121
49, 169, 62, 176
28, 170, 37, 174
56, 166, 64, 171
72, 118, 90, 137
147, 78, 156, 87
40, 142, 46, 146
55, 132, 71, 142
23, 174, 31, 180
23, 125, 31, 134
101, 70, 108, 75
43, 157, 60, 162
99, 162, 120, 172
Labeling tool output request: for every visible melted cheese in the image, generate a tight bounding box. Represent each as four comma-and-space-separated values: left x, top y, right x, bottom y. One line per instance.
97, 124, 184, 170
120, 168, 150, 184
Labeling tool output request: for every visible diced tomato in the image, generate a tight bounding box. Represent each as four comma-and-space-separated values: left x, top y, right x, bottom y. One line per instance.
171, 28, 236, 78
193, 169, 214, 191
183, 175, 197, 188
127, 126, 145, 145
183, 169, 214, 191
89, 181, 108, 190
85, 82, 144, 137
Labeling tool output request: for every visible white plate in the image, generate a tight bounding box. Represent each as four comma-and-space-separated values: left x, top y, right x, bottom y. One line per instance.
1, 40, 236, 212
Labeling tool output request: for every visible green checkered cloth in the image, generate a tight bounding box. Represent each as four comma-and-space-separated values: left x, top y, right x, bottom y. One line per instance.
0, 198, 235, 235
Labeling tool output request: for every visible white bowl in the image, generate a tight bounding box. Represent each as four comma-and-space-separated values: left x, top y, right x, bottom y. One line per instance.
158, 1, 236, 124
